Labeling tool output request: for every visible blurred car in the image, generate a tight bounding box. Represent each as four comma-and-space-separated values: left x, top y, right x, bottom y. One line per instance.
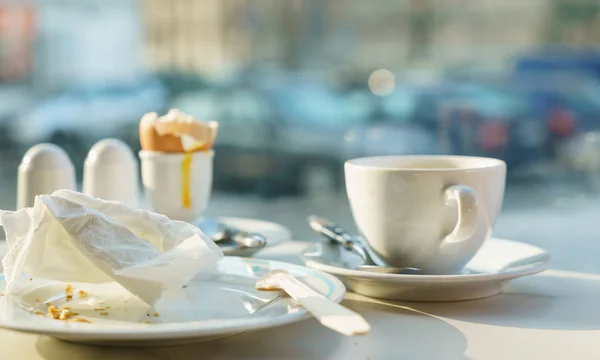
512, 50, 600, 151
171, 85, 291, 197
511, 73, 600, 135
171, 78, 376, 197
411, 81, 543, 171
10, 77, 167, 170
343, 85, 439, 158
409, 72, 600, 177
12, 77, 167, 147
513, 49, 600, 80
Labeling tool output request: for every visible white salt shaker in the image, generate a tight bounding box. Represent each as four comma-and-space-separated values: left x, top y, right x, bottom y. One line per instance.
83, 138, 139, 208
17, 143, 76, 209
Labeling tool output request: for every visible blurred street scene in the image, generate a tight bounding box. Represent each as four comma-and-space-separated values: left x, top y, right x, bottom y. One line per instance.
1, 0, 600, 272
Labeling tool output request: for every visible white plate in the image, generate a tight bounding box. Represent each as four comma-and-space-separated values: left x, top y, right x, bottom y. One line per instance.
301, 238, 550, 302
215, 217, 292, 256
0, 257, 345, 346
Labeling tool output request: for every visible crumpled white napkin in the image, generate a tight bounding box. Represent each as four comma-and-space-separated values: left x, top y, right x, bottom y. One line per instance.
0, 189, 223, 306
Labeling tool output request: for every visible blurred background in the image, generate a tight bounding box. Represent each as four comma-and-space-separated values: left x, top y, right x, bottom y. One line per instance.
1, 0, 600, 271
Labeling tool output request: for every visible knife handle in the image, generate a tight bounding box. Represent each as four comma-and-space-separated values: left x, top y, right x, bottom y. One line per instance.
279, 273, 370, 336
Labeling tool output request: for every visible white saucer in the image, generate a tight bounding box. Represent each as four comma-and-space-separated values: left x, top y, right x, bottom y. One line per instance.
0, 257, 345, 346
301, 238, 550, 302
215, 217, 292, 256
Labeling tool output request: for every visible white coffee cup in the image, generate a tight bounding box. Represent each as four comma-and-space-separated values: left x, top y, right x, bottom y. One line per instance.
140, 150, 214, 222
345, 155, 506, 274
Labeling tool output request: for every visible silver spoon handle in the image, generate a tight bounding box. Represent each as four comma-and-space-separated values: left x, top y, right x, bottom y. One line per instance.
307, 216, 371, 263
230, 230, 267, 249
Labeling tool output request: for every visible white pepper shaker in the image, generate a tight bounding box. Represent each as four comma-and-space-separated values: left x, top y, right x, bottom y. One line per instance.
83, 138, 139, 208
17, 143, 76, 209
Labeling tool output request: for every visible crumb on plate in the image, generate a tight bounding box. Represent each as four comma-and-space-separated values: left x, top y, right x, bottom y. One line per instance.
99, 311, 109, 316
35, 297, 41, 303
33, 310, 44, 316
141, 321, 151, 324
152, 312, 159, 317
48, 306, 59, 319
78, 290, 88, 299
65, 284, 73, 301
44, 301, 51, 306
93, 306, 110, 311
60, 308, 78, 320
71, 317, 92, 323
48, 306, 78, 320
28, 277, 32, 281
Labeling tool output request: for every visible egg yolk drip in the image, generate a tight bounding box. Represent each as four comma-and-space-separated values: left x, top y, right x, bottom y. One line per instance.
181, 152, 193, 209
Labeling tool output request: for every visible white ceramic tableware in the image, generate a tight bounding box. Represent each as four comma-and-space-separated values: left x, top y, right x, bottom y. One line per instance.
83, 139, 139, 207
345, 155, 506, 274
301, 238, 550, 302
0, 257, 346, 346
139, 150, 213, 222
17, 143, 76, 209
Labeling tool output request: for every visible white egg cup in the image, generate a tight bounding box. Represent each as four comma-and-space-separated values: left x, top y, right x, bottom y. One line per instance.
139, 150, 214, 222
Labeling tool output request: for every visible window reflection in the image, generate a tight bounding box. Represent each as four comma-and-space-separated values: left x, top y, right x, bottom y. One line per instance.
0, 1, 598, 248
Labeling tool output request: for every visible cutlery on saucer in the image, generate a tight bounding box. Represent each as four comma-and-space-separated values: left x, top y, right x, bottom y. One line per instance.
307, 215, 421, 275
256, 269, 370, 336
197, 218, 267, 249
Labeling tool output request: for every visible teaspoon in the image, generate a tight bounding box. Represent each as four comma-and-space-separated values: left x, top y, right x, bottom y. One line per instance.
306, 215, 421, 275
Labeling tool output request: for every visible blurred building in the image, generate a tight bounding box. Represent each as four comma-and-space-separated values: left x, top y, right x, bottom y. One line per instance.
0, 3, 34, 83
138, 0, 561, 78
31, 0, 144, 91
1, 0, 599, 88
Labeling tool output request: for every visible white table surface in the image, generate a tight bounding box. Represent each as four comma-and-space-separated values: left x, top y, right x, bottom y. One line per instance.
0, 240, 598, 360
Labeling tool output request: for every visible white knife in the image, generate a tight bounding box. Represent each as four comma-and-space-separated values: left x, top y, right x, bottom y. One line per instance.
256, 269, 371, 336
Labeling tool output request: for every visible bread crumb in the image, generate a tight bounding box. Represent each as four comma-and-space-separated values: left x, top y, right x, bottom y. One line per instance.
44, 301, 51, 306
0, 293, 4, 297
152, 312, 159, 317
65, 284, 73, 301
48, 305, 78, 320
99, 311, 109, 316
33, 310, 44, 316
141, 321, 150, 324
78, 290, 88, 299
59, 308, 77, 320
71, 317, 92, 323
35, 297, 41, 303
28, 277, 32, 281
93, 306, 110, 311
48, 306, 60, 319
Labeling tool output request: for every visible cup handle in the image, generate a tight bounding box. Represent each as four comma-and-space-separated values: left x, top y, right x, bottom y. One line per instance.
440, 185, 479, 251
